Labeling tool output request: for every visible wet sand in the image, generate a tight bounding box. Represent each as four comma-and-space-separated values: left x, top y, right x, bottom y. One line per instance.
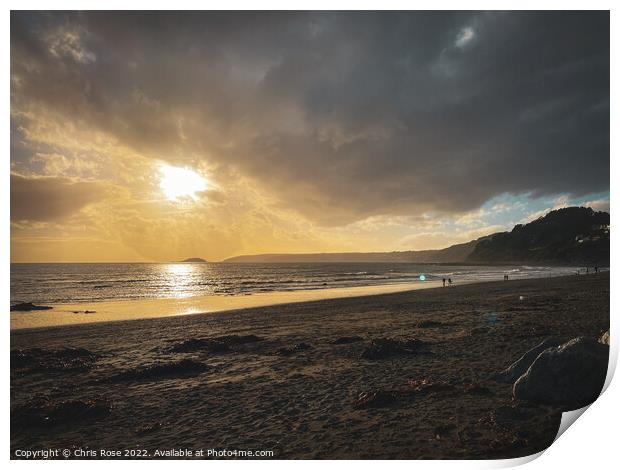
11, 273, 609, 459
11, 280, 443, 330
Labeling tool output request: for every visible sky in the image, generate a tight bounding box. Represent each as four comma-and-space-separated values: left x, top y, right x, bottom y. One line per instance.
10, 11, 609, 262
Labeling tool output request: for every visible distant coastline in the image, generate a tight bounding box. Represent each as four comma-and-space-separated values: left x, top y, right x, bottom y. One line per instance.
222, 258, 608, 267
10, 207, 610, 267
223, 207, 609, 266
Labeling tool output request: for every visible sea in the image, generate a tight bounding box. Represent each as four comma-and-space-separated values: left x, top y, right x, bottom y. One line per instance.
10, 262, 591, 306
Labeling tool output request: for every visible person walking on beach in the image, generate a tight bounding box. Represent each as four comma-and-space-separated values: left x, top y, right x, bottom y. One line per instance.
448, 278, 452, 286
442, 278, 446, 287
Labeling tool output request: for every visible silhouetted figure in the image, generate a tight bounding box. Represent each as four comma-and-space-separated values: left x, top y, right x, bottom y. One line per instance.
448, 278, 452, 286
586, 267, 589, 274
442, 278, 446, 287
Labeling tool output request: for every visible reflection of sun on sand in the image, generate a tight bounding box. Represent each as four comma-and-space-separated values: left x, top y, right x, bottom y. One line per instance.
10, 281, 446, 330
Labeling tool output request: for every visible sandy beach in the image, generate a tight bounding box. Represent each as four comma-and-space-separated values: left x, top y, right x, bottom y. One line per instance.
11, 273, 609, 459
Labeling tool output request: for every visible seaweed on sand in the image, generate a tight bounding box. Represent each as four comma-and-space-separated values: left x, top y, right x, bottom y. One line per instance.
11, 347, 100, 373
105, 359, 208, 383
12, 397, 111, 429
170, 334, 263, 353
361, 338, 427, 360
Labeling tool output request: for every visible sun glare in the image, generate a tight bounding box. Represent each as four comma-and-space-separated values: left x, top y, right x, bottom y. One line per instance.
159, 164, 207, 201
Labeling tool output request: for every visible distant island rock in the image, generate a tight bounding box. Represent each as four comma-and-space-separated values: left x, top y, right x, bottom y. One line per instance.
222, 206, 609, 266
179, 257, 208, 263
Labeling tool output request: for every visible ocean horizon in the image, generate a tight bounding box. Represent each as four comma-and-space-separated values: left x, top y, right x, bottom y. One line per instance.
10, 262, 589, 306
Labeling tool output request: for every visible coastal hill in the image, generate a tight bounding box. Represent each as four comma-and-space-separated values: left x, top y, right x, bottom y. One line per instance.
222, 239, 480, 264
223, 207, 609, 265
468, 207, 609, 265
179, 257, 207, 263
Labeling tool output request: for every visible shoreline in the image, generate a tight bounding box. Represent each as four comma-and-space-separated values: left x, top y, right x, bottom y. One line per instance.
11, 272, 575, 331
11, 280, 445, 331
11, 273, 603, 334
11, 273, 609, 459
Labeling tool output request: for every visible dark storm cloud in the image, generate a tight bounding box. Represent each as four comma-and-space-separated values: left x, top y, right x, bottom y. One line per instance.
10, 174, 110, 222
10, 11, 609, 224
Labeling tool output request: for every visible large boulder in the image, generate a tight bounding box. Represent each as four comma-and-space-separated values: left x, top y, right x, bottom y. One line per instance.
513, 337, 609, 410
493, 338, 562, 383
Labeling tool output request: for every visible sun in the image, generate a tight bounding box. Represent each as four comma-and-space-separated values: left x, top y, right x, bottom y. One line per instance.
159, 164, 207, 201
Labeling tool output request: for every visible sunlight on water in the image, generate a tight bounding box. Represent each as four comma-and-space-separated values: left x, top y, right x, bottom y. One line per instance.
10, 262, 597, 305
163, 263, 198, 298
9, 262, 607, 330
